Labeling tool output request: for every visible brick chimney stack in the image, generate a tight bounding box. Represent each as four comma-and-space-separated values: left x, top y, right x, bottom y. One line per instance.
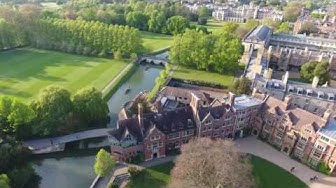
138, 103, 144, 135
228, 92, 236, 107
312, 76, 319, 88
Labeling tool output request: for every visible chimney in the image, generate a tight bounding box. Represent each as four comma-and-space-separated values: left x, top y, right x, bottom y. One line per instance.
312, 76, 319, 88
264, 68, 273, 79
282, 71, 289, 85
284, 96, 292, 110
322, 110, 332, 122
318, 53, 324, 62
329, 54, 334, 64
228, 92, 236, 106
137, 103, 144, 134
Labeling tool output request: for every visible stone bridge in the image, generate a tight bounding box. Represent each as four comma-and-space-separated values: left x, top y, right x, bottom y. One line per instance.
139, 55, 168, 66
23, 128, 114, 154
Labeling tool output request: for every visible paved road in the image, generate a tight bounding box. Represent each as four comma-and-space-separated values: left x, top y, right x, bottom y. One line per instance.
23, 128, 113, 150
235, 136, 336, 188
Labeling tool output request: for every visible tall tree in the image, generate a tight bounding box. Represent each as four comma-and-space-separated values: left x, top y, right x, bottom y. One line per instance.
300, 61, 330, 85
94, 149, 116, 177
166, 16, 190, 35
170, 138, 255, 188
231, 77, 251, 95
73, 87, 108, 127
276, 22, 291, 33
30, 86, 73, 136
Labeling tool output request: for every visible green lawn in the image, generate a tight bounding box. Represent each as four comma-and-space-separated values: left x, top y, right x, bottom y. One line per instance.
126, 156, 307, 188
126, 162, 174, 188
0, 48, 128, 101
172, 66, 235, 88
250, 155, 308, 188
141, 31, 173, 53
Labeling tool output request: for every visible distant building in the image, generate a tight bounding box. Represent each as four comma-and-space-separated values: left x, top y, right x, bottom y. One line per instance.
212, 4, 283, 23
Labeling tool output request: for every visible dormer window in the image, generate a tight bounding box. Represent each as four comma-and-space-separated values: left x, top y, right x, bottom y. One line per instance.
288, 86, 294, 93
318, 91, 324, 99
305, 129, 311, 133
187, 119, 193, 127
205, 120, 212, 125
306, 89, 313, 96
297, 87, 303, 95
328, 93, 335, 101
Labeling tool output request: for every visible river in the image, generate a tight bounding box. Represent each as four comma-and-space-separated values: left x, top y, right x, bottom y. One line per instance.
33, 65, 163, 188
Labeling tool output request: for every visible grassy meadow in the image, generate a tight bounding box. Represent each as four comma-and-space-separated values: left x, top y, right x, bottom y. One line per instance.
0, 48, 128, 101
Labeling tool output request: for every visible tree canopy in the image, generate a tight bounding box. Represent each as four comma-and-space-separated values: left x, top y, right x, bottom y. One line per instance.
73, 87, 109, 127
169, 29, 243, 73
94, 149, 116, 177
231, 77, 252, 95
170, 138, 255, 188
300, 61, 330, 85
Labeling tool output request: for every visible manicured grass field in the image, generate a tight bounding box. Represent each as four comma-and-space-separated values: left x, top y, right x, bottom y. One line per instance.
126, 156, 307, 188
126, 162, 174, 188
172, 66, 235, 88
0, 48, 128, 101
250, 155, 308, 188
141, 31, 174, 53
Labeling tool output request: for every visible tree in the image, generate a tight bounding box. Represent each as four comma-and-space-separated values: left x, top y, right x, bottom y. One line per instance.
197, 6, 210, 18
300, 61, 330, 85
148, 11, 166, 33
220, 22, 238, 33
283, 2, 303, 22
276, 22, 291, 33
30, 86, 73, 136
197, 17, 207, 25
126, 11, 149, 31
166, 16, 190, 35
0, 97, 35, 138
245, 19, 260, 30
94, 149, 116, 177
170, 138, 255, 188
169, 29, 243, 73
231, 77, 251, 95
113, 49, 122, 60
298, 21, 318, 35
261, 17, 280, 29
73, 87, 108, 127
0, 174, 10, 188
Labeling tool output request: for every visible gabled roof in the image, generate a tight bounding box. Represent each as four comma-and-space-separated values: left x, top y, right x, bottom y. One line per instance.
245, 25, 272, 42
318, 118, 336, 140
198, 103, 232, 121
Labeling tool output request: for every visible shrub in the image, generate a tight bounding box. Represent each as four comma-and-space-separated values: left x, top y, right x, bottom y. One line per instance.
317, 162, 331, 175
128, 166, 142, 178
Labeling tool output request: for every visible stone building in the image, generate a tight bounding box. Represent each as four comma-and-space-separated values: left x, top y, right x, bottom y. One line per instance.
254, 95, 336, 174
212, 4, 283, 23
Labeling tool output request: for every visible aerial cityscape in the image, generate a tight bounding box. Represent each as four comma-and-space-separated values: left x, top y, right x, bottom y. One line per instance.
0, 0, 336, 188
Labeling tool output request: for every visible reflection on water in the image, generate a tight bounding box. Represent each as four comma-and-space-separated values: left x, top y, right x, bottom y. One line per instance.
34, 65, 162, 188
107, 65, 162, 127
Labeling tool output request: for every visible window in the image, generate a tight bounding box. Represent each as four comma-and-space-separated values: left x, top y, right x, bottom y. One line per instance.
331, 160, 335, 164
313, 151, 322, 158
305, 129, 311, 134
205, 120, 212, 125
147, 144, 151, 149
159, 142, 163, 147
300, 137, 308, 143
321, 136, 330, 143
316, 145, 324, 151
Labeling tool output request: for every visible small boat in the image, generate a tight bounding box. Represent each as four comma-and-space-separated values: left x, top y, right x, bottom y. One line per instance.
144, 65, 150, 71
125, 87, 131, 94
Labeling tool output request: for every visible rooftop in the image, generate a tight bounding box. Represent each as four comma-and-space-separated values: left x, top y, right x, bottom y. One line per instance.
233, 95, 263, 110
318, 118, 336, 140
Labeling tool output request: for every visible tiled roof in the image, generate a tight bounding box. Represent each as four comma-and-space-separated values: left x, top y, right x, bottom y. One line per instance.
318, 118, 336, 140
245, 25, 272, 42
198, 103, 232, 120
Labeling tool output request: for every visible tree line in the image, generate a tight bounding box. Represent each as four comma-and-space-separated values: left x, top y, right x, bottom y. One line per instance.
169, 26, 244, 74
0, 5, 142, 57
52, 1, 211, 35
0, 86, 109, 139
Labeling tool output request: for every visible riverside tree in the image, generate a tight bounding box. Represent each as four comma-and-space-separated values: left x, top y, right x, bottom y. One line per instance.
169, 29, 243, 73
73, 87, 109, 127
170, 138, 255, 188
94, 149, 116, 177
231, 77, 252, 95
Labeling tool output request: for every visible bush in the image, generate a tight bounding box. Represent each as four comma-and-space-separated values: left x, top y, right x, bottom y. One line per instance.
317, 162, 331, 175
128, 166, 142, 178
108, 183, 119, 188
197, 17, 207, 25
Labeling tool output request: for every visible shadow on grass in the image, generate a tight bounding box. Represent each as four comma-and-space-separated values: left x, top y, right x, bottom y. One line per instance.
0, 85, 32, 98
